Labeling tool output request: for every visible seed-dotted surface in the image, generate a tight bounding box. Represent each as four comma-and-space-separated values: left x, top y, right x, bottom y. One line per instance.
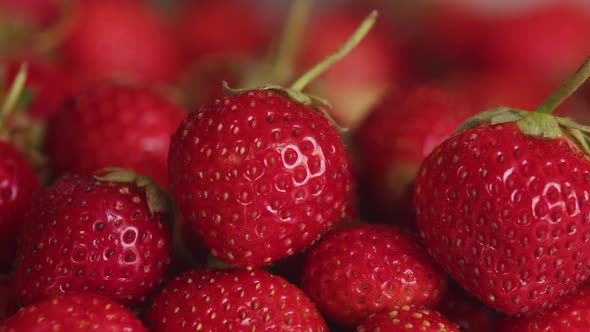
146, 268, 327, 332
168, 90, 356, 269
0, 292, 147, 331
357, 306, 459, 332
13, 174, 171, 306
414, 123, 590, 315
301, 224, 447, 327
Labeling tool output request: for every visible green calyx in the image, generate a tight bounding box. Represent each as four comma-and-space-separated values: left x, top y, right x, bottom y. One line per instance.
224, 10, 379, 133
0, 62, 28, 135
456, 56, 590, 155
94, 168, 170, 215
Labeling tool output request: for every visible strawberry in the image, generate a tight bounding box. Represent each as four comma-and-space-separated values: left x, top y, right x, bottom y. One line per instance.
496, 281, 590, 331
145, 268, 327, 331
0, 142, 39, 271
357, 306, 459, 332
299, 10, 402, 129
5, 58, 78, 121
1, 292, 147, 331
353, 86, 474, 224
481, 3, 590, 84
167, 11, 384, 270
177, 0, 268, 63
46, 84, 186, 189
0, 275, 18, 322
414, 58, 590, 315
168, 89, 355, 269
436, 283, 494, 332
300, 223, 448, 327
60, 0, 183, 85
13, 170, 171, 306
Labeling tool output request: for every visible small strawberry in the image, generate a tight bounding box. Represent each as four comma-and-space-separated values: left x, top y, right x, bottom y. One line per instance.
353, 86, 474, 224
414, 58, 590, 315
60, 0, 183, 85
46, 84, 186, 189
13, 169, 171, 306
0, 275, 18, 322
1, 292, 147, 331
301, 224, 448, 327
145, 268, 327, 331
357, 306, 459, 332
168, 11, 380, 269
496, 281, 590, 331
0, 65, 40, 271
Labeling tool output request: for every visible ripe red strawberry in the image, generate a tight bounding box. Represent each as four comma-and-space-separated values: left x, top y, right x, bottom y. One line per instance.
168, 89, 355, 269
1, 292, 147, 331
436, 284, 494, 332
0, 275, 18, 322
46, 84, 186, 189
301, 223, 448, 327
353, 86, 474, 224
357, 306, 459, 332
5, 58, 79, 120
496, 281, 590, 331
0, 141, 39, 271
60, 0, 183, 85
414, 57, 590, 315
13, 170, 171, 306
177, 0, 268, 62
481, 4, 590, 84
145, 268, 327, 331
299, 10, 402, 129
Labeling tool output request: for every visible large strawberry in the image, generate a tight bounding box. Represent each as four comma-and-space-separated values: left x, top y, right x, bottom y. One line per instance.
357, 306, 459, 332
301, 223, 447, 327
13, 169, 171, 306
496, 281, 590, 331
145, 268, 327, 331
59, 0, 183, 85
167, 11, 381, 269
46, 84, 186, 188
0, 65, 40, 271
353, 86, 474, 224
1, 292, 147, 331
414, 58, 590, 315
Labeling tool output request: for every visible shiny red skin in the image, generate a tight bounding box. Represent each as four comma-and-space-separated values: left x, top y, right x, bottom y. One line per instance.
0, 275, 18, 322
145, 268, 327, 332
357, 307, 459, 332
414, 123, 590, 315
46, 84, 185, 189
6, 59, 79, 120
13, 174, 171, 306
178, 0, 268, 61
481, 4, 590, 84
168, 90, 356, 269
301, 224, 448, 327
1, 292, 147, 331
61, 0, 183, 85
354, 86, 474, 224
437, 285, 493, 332
496, 282, 590, 331
0, 142, 39, 272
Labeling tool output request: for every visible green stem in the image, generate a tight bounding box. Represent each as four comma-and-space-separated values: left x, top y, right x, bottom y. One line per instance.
289, 10, 378, 92
0, 63, 27, 132
536, 57, 590, 114
268, 0, 312, 85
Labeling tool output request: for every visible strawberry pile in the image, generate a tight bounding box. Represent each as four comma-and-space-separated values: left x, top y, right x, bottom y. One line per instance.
2, 1, 590, 331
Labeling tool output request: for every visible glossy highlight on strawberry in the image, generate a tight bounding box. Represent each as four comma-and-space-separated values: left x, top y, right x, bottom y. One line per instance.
168, 89, 356, 269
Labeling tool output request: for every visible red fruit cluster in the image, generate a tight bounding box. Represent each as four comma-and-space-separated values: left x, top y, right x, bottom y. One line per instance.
1, 1, 590, 331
